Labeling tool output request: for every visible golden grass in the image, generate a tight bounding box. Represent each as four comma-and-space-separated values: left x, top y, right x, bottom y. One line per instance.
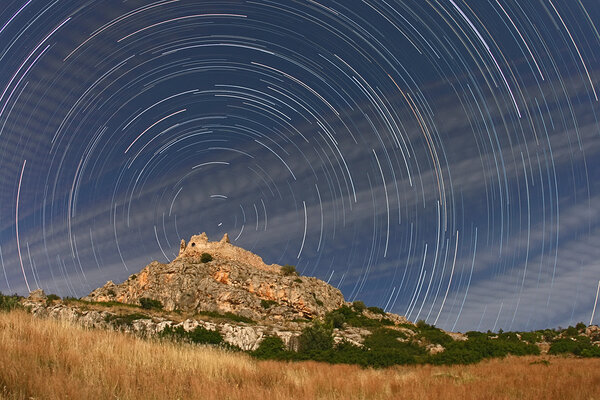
1, 310, 599, 400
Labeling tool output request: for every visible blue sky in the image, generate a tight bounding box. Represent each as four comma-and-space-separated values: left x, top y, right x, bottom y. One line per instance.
0, 0, 599, 332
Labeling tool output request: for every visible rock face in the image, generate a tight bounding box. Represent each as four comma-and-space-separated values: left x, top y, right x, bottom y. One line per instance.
84, 233, 345, 322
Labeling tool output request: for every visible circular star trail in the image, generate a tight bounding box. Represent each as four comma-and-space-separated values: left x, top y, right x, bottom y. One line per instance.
1, 0, 599, 332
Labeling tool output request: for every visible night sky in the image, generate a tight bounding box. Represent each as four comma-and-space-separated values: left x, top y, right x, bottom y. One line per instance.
1, 0, 599, 333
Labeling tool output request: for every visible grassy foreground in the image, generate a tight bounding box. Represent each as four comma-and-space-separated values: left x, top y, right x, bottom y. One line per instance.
1, 310, 600, 400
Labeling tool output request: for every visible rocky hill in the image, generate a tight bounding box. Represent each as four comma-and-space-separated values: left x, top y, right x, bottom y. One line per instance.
84, 233, 345, 322
14, 234, 600, 365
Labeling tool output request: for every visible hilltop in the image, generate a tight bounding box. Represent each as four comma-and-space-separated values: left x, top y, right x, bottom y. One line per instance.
84, 232, 345, 322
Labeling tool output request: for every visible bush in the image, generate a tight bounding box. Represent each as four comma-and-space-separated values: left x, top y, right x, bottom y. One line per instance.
252, 336, 287, 359
326, 308, 347, 329
581, 346, 600, 357
46, 294, 60, 306
325, 305, 393, 329
549, 336, 597, 356
564, 326, 578, 337
104, 312, 151, 326
196, 310, 254, 324
0, 293, 22, 312
352, 301, 366, 312
415, 320, 453, 346
364, 328, 409, 349
298, 320, 333, 353
430, 334, 539, 365
160, 325, 223, 345
576, 322, 587, 331
519, 331, 541, 344
281, 264, 297, 276
139, 298, 163, 310
540, 329, 559, 342
201, 253, 213, 263
367, 306, 386, 315
362, 329, 425, 367
187, 326, 223, 344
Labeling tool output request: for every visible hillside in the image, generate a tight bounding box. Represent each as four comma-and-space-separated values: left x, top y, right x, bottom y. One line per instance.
1, 310, 599, 400
6, 233, 600, 365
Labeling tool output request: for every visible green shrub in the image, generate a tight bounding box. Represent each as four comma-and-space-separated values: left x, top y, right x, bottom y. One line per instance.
519, 331, 541, 344
465, 331, 487, 339
298, 320, 333, 353
576, 322, 587, 331
201, 253, 213, 263
196, 310, 254, 324
252, 336, 287, 359
187, 326, 223, 344
46, 294, 60, 306
159, 325, 187, 341
362, 329, 425, 367
564, 326, 578, 337
63, 298, 142, 310
325, 305, 393, 329
260, 299, 277, 309
549, 336, 597, 356
367, 306, 386, 315
104, 312, 151, 326
0, 293, 22, 312
326, 308, 347, 329
281, 264, 297, 276
539, 329, 559, 342
139, 297, 163, 310
430, 334, 539, 365
580, 347, 600, 357
160, 325, 223, 345
415, 321, 453, 346
352, 301, 366, 312
294, 278, 303, 283
364, 328, 409, 349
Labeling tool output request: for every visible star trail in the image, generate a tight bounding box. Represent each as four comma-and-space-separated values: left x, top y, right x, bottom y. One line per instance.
0, 0, 599, 332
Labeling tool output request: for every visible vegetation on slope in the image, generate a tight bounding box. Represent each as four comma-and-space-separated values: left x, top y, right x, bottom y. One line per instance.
3, 291, 600, 369
1, 309, 600, 400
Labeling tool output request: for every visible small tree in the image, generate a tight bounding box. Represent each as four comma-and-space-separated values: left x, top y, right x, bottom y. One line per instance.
352, 301, 366, 312
252, 336, 286, 359
298, 320, 333, 353
281, 264, 297, 276
201, 253, 213, 263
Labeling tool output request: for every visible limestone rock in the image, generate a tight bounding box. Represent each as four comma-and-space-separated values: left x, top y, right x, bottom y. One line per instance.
427, 344, 445, 354
27, 289, 47, 302
84, 233, 346, 322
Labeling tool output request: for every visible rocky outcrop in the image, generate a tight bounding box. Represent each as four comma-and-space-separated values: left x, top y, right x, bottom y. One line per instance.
23, 300, 298, 351
84, 233, 345, 322
24, 300, 387, 351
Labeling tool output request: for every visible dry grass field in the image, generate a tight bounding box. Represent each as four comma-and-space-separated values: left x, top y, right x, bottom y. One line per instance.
1, 310, 599, 400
